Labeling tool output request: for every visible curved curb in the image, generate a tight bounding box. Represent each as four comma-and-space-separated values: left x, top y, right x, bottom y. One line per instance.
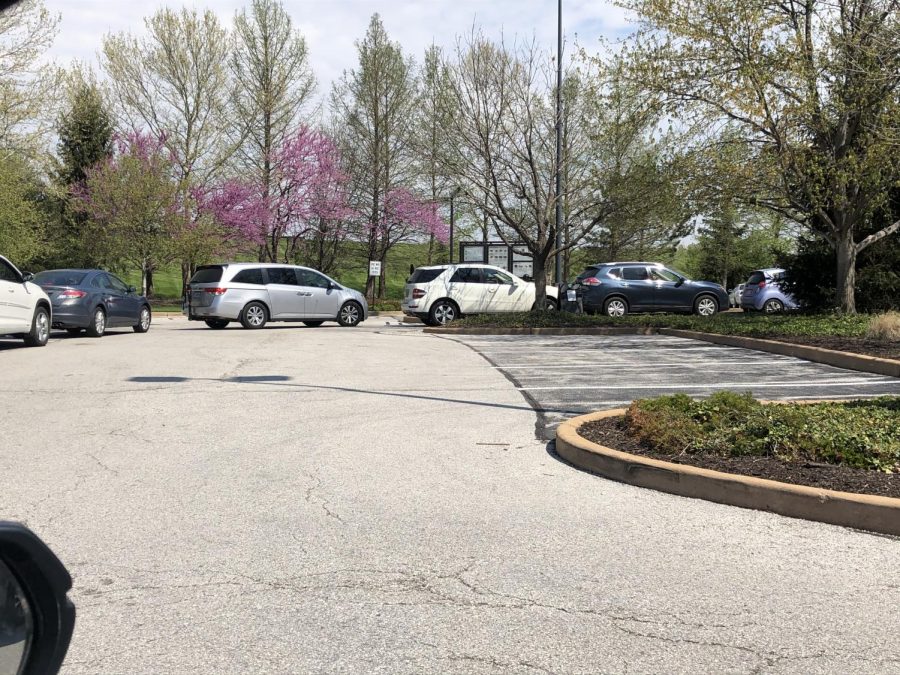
423, 325, 899, 377
555, 409, 900, 536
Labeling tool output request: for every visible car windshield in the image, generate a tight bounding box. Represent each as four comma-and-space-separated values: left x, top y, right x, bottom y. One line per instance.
747, 271, 766, 284
576, 267, 599, 281
33, 271, 87, 286
408, 268, 444, 284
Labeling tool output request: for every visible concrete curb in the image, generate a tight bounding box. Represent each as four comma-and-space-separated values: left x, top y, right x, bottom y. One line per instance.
423, 325, 899, 377
555, 408, 900, 536
659, 328, 900, 378
423, 326, 656, 336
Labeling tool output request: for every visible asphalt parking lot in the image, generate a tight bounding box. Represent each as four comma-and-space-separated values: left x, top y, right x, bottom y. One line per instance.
444, 333, 900, 439
2, 318, 899, 674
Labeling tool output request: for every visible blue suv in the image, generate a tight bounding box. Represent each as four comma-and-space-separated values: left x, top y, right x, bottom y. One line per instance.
740, 268, 799, 312
572, 262, 729, 317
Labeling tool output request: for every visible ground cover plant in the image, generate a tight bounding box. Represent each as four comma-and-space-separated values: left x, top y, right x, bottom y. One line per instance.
578, 393, 900, 497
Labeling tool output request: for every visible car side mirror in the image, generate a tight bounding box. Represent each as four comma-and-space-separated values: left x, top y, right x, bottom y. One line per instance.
127, 286, 136, 294
675, 277, 685, 287
0, 522, 75, 675
21, 272, 33, 283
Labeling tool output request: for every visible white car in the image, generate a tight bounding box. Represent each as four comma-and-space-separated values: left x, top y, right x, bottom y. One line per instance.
0, 254, 52, 347
402, 264, 558, 326
729, 283, 745, 308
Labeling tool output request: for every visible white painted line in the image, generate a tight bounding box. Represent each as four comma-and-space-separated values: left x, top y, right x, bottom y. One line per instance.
518, 380, 899, 391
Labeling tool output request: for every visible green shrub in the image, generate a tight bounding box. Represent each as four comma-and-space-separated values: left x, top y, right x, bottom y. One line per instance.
624, 393, 900, 472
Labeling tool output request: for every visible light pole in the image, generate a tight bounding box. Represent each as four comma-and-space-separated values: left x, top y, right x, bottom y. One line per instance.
449, 187, 462, 263
554, 0, 564, 286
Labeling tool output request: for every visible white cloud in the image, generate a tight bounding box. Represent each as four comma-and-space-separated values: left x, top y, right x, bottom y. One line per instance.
43, 0, 635, 108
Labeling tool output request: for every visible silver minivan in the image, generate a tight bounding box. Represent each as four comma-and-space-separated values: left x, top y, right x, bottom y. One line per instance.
184, 263, 368, 329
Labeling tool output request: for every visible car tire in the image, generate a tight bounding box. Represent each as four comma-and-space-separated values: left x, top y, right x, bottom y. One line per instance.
764, 298, 784, 313
303, 321, 324, 327
24, 306, 50, 347
337, 302, 363, 327
603, 297, 628, 317
65, 328, 82, 336
133, 305, 152, 333
205, 319, 230, 329
693, 295, 719, 317
86, 306, 106, 338
240, 302, 268, 329
429, 299, 458, 326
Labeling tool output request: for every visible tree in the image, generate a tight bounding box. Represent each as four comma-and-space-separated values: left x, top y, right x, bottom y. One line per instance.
0, 0, 60, 161
102, 8, 233, 184
47, 67, 114, 267
0, 156, 45, 264
73, 132, 181, 297
231, 0, 316, 210
330, 14, 419, 299
622, 0, 900, 313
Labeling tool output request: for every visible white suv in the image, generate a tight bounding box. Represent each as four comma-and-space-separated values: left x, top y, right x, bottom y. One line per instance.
402, 264, 558, 326
0, 255, 52, 347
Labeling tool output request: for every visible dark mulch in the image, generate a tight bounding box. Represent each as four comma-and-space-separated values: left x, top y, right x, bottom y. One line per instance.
766, 335, 899, 360
578, 416, 900, 499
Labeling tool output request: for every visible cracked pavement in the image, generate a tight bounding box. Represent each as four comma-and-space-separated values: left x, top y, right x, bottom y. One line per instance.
1, 317, 898, 674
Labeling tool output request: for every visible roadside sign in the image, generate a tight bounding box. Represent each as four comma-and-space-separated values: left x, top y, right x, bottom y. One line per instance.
369, 261, 382, 276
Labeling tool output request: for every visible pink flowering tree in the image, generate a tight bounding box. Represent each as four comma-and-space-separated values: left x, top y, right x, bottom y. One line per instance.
72, 131, 181, 297
365, 187, 448, 299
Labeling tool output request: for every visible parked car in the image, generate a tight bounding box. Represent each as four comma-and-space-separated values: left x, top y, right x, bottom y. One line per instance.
402, 264, 558, 326
0, 255, 51, 347
729, 283, 746, 308
185, 263, 368, 329
33, 269, 152, 337
572, 262, 729, 317
740, 268, 799, 313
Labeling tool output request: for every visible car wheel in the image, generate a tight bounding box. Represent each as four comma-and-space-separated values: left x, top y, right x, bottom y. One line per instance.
337, 302, 363, 327
303, 321, 324, 327
24, 306, 50, 347
240, 302, 268, 329
133, 305, 152, 333
86, 306, 106, 338
66, 328, 82, 336
764, 298, 784, 313
205, 319, 230, 329
429, 299, 458, 326
694, 295, 719, 317
603, 297, 628, 317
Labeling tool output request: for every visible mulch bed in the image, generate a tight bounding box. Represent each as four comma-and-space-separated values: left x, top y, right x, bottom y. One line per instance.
578, 416, 900, 499
764, 335, 899, 360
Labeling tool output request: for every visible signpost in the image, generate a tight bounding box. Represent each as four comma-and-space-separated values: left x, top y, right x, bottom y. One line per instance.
368, 261, 382, 306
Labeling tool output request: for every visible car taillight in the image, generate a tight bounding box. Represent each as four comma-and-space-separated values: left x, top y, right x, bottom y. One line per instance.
57, 289, 87, 299
757, 281, 766, 288
206, 288, 228, 296
581, 277, 602, 286
412, 289, 426, 299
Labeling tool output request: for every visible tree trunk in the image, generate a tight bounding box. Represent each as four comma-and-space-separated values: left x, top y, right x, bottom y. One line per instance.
835, 229, 857, 314
532, 254, 548, 311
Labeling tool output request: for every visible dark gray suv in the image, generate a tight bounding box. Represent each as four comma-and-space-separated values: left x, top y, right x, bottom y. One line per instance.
573, 262, 729, 317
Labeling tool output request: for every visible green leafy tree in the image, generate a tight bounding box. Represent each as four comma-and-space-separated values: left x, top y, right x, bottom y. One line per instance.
622, 0, 900, 313
330, 14, 419, 299
0, 157, 45, 265
73, 133, 181, 297
46, 68, 114, 267
231, 0, 317, 207
0, 0, 60, 161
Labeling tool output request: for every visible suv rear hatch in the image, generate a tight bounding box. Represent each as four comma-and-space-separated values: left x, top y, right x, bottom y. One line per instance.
404, 267, 445, 303
188, 265, 226, 307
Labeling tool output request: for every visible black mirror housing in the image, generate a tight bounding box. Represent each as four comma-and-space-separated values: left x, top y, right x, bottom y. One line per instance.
128, 286, 136, 294
21, 272, 33, 283
0, 522, 75, 675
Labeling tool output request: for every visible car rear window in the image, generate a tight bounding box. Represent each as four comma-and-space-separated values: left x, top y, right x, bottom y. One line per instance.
747, 271, 765, 285
576, 267, 600, 281
231, 268, 264, 285
408, 268, 444, 284
190, 266, 224, 284
34, 271, 87, 286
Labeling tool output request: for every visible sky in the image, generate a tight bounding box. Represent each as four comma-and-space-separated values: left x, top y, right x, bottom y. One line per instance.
44, 0, 636, 107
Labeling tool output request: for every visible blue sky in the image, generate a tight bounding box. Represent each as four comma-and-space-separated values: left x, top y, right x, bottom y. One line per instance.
44, 0, 635, 104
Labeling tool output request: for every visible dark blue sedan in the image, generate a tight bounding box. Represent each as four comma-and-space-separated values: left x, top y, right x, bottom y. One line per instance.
572, 262, 729, 317
33, 269, 152, 337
